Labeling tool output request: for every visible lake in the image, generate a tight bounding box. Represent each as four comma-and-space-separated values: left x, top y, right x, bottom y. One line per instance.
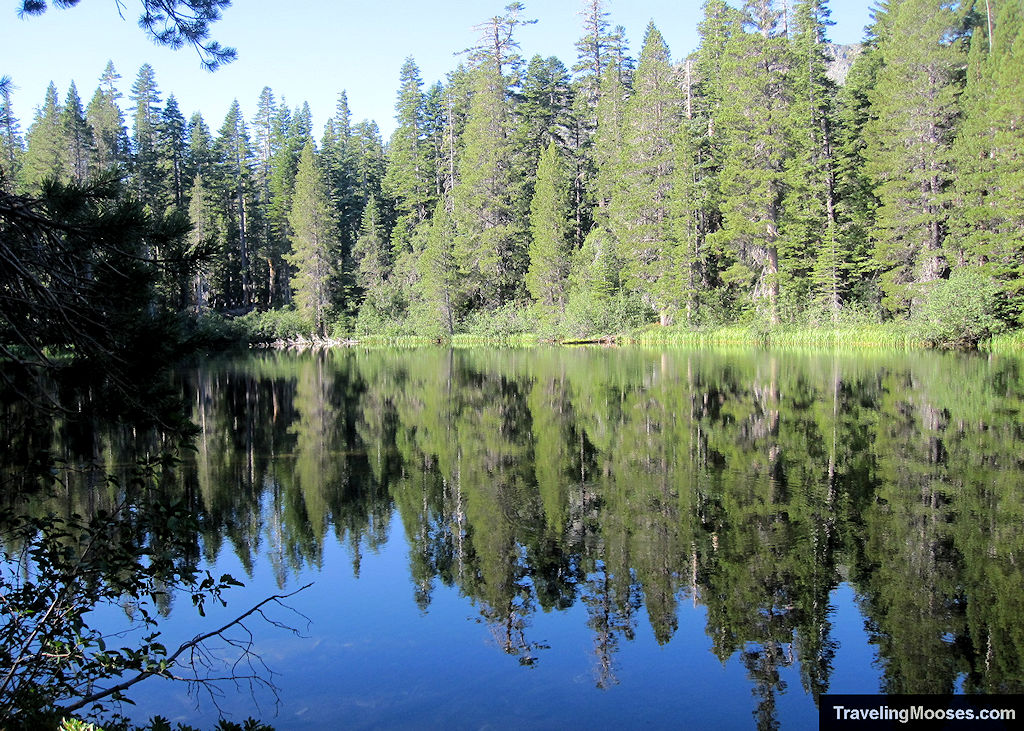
8, 346, 1024, 728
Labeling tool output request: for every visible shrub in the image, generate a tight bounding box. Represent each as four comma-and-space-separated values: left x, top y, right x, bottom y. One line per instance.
913, 268, 1004, 349
234, 308, 312, 342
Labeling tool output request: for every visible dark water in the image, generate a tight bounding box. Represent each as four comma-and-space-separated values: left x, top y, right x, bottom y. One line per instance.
9, 347, 1024, 728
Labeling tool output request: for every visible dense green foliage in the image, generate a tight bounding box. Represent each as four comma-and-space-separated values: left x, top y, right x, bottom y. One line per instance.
3, 0, 1020, 346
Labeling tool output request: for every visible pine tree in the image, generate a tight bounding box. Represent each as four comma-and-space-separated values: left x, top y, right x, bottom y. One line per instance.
185, 111, 214, 181
86, 62, 129, 175
577, 60, 629, 307
383, 57, 432, 256
251, 87, 276, 195
667, 0, 741, 325
158, 95, 188, 209
0, 78, 24, 189
832, 14, 885, 309
321, 92, 359, 240
610, 23, 684, 325
573, 0, 616, 105
669, 112, 707, 326
863, 0, 965, 315
130, 63, 163, 204
61, 82, 92, 183
951, 0, 1024, 322
213, 99, 254, 308
452, 66, 523, 309
187, 173, 217, 311
264, 100, 314, 305
20, 82, 66, 189
422, 81, 447, 202
782, 0, 842, 321
514, 55, 574, 207
712, 1, 792, 324
591, 59, 629, 222
288, 142, 339, 336
416, 198, 459, 336
251, 87, 281, 305
436, 66, 474, 205
527, 142, 572, 312
351, 120, 386, 210
352, 194, 391, 321
570, 0, 619, 251
463, 1, 537, 80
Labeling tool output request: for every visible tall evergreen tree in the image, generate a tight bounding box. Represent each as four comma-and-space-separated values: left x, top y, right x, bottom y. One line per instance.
187, 173, 217, 311
158, 94, 188, 209
591, 63, 628, 223
288, 142, 339, 336
863, 0, 965, 315
782, 0, 842, 320
60, 82, 92, 183
452, 66, 523, 309
573, 0, 616, 104
422, 81, 447, 201
351, 119, 386, 211
436, 66, 474, 205
213, 99, 254, 308
86, 62, 129, 175
251, 87, 281, 304
832, 11, 887, 309
251, 86, 277, 195
0, 78, 24, 189
712, 1, 792, 324
20, 82, 66, 189
667, 0, 741, 325
610, 23, 684, 325
514, 55, 574, 208
463, 1, 537, 80
951, 0, 1024, 322
527, 142, 572, 312
577, 59, 630, 307
129, 63, 163, 203
415, 198, 459, 336
352, 194, 391, 323
264, 100, 314, 305
383, 57, 432, 255
321, 92, 360, 239
185, 111, 214, 182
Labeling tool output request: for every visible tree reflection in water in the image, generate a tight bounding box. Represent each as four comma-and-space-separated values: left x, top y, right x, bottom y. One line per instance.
5, 347, 1023, 727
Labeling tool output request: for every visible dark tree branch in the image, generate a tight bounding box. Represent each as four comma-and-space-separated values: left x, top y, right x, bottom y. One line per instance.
17, 0, 236, 70
60, 583, 313, 714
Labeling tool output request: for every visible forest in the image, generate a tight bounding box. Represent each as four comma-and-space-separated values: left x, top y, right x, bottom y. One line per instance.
2, 0, 1022, 351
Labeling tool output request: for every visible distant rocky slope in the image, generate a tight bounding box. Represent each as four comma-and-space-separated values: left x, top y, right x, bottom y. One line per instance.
826, 43, 863, 85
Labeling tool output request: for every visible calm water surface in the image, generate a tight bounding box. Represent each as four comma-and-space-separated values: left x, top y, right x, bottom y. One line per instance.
17, 347, 1024, 728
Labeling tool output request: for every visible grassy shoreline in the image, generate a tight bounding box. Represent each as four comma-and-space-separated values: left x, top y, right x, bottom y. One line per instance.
245, 324, 1024, 353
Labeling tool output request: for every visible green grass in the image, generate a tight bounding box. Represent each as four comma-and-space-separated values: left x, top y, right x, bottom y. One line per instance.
451, 333, 541, 347
217, 310, 1023, 354
985, 330, 1024, 354
622, 323, 925, 350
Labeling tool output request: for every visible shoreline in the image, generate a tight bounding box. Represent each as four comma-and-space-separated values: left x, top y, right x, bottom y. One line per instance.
238, 325, 1024, 354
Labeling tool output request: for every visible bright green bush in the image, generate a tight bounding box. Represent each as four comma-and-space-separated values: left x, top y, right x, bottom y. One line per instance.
234, 308, 313, 342
913, 268, 1005, 349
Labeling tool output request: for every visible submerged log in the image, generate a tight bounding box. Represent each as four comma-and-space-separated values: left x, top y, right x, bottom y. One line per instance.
560, 334, 618, 346
254, 335, 360, 350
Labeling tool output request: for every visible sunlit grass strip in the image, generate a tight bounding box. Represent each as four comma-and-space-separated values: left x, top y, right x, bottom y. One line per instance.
353, 335, 438, 348
348, 333, 542, 348
624, 324, 924, 349
985, 330, 1024, 354
451, 333, 540, 347
625, 325, 756, 346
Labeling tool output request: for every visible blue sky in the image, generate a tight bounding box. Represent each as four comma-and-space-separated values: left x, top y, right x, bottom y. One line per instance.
2, 1, 874, 141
